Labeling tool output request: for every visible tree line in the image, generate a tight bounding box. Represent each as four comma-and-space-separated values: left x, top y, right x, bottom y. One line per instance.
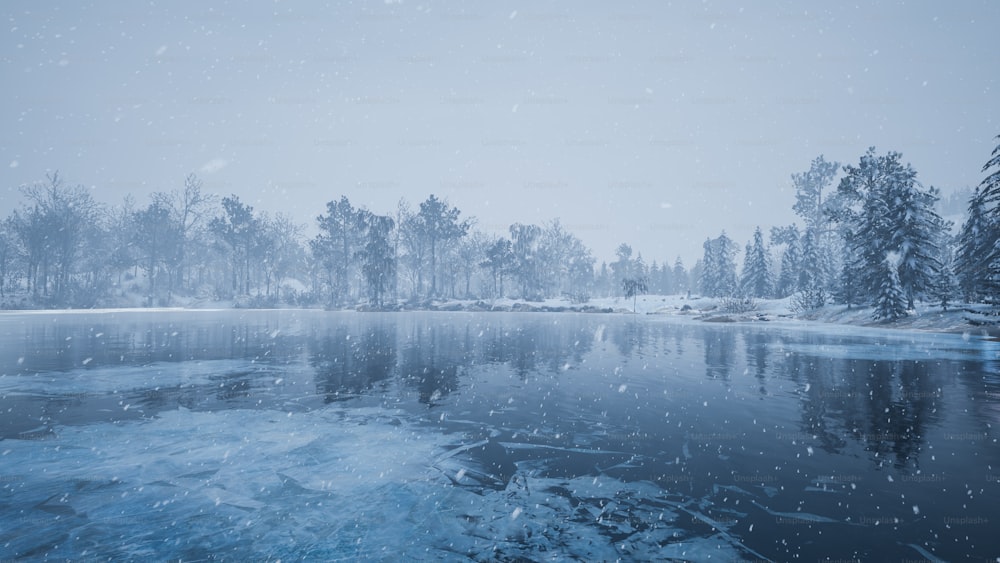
696, 135, 1000, 320
1, 134, 997, 316
0, 176, 675, 308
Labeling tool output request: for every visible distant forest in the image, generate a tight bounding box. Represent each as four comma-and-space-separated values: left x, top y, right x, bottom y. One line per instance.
1, 136, 998, 320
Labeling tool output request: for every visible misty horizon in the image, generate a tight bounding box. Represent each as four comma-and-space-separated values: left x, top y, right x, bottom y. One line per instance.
2, 2, 997, 265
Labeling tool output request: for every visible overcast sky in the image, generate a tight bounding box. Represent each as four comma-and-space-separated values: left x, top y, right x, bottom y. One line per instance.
1, 1, 997, 265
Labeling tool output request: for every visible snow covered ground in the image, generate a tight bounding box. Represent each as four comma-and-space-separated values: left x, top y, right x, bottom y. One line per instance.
413, 292, 996, 339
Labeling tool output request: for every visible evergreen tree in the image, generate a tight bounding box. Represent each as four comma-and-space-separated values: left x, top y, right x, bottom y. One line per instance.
634, 253, 648, 287
833, 148, 942, 315
873, 252, 907, 320
792, 155, 840, 232
649, 261, 661, 294
509, 223, 543, 299
358, 211, 396, 308
932, 246, 959, 311
134, 201, 183, 302
480, 237, 513, 298
798, 228, 820, 293
700, 232, 738, 297
413, 195, 470, 298
210, 195, 260, 296
836, 257, 863, 309
311, 196, 362, 305
771, 225, 800, 298
659, 260, 675, 295
981, 134, 1000, 206
740, 226, 771, 298
610, 243, 634, 294
891, 184, 943, 309
955, 185, 993, 301
963, 134, 1000, 306
672, 257, 687, 295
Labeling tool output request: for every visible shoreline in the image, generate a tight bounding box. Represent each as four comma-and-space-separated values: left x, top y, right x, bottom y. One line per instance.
1, 294, 996, 339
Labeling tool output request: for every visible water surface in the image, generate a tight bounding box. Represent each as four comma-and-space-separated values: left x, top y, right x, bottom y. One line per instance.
1, 310, 998, 560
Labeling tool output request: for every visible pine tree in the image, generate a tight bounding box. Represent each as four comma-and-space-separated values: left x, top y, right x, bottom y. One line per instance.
700, 233, 738, 297
962, 134, 1000, 306
610, 243, 634, 294
873, 252, 907, 320
740, 227, 771, 298
792, 155, 840, 232
797, 228, 820, 292
672, 257, 687, 295
981, 134, 1000, 206
932, 247, 959, 311
890, 183, 943, 309
955, 186, 993, 302
833, 148, 942, 315
794, 228, 828, 310
771, 225, 800, 298
358, 211, 396, 308
836, 257, 862, 309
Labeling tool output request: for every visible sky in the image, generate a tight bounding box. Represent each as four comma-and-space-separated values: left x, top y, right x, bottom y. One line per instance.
1, 1, 997, 266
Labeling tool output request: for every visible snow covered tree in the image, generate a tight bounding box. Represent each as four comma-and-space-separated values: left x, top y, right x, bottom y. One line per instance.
790, 228, 829, 311
151, 173, 216, 293
981, 134, 1000, 206
357, 211, 396, 308
412, 195, 470, 298
16, 172, 104, 304
955, 185, 994, 301
658, 261, 675, 295
537, 219, 595, 299
210, 195, 260, 296
792, 156, 844, 295
610, 243, 634, 294
873, 252, 907, 320
509, 223, 543, 300
622, 276, 647, 313
648, 261, 662, 293
134, 201, 183, 302
833, 148, 942, 315
672, 257, 688, 296
836, 258, 863, 309
932, 245, 959, 311
0, 218, 16, 298
956, 135, 1000, 306
481, 237, 512, 298
699, 232, 738, 297
891, 184, 944, 309
770, 225, 800, 298
740, 226, 771, 298
259, 213, 305, 303
793, 155, 840, 232
311, 196, 362, 304
797, 228, 820, 292
456, 231, 489, 299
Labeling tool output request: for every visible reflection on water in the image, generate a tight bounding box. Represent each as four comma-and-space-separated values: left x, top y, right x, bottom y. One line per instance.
0, 310, 998, 560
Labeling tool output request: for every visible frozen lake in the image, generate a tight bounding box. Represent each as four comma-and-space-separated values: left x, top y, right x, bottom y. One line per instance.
1, 309, 998, 560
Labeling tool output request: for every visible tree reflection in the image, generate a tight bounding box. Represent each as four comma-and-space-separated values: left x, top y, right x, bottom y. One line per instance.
309, 323, 396, 402
399, 323, 461, 405
610, 321, 646, 358
703, 327, 735, 380
776, 334, 942, 468
743, 331, 769, 396
856, 360, 938, 469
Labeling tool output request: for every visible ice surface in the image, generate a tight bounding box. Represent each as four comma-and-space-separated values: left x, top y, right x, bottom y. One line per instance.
0, 359, 249, 396
2, 309, 997, 560
0, 405, 764, 560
